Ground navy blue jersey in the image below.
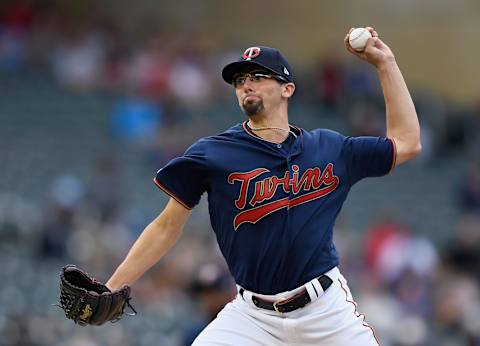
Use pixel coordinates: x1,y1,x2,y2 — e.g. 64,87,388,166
154,122,395,294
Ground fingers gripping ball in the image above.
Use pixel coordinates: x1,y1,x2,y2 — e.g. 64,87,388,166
348,28,372,52
58,265,136,326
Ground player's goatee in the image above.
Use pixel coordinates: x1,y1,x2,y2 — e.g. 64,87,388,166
241,99,264,116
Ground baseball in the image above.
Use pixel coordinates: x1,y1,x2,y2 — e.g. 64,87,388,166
348,27,372,52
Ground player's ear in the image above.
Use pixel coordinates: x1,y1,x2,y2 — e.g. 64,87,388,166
281,83,295,99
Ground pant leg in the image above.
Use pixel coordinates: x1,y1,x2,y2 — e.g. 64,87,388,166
192,296,283,346
295,274,380,346
194,272,380,346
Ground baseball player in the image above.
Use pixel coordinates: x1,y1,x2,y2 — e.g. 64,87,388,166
106,27,421,345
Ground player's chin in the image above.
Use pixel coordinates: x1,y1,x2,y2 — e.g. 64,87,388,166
242,99,264,116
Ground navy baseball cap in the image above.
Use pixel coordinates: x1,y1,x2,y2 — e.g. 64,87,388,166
222,46,294,85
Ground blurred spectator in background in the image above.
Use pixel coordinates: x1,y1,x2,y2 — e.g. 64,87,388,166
365,212,411,282
458,161,480,214
110,91,164,144
364,212,438,285
464,104,480,161
85,156,124,224
167,33,215,110
313,54,345,112
50,26,108,89
168,58,212,109
0,0,34,70
438,214,480,344
445,213,480,281
40,174,84,259
0,193,40,253
360,213,438,346
1,0,35,31
347,100,385,137
434,256,480,344
102,31,130,90
344,59,380,101
2,315,32,346
182,263,235,346
413,91,448,162
125,33,171,101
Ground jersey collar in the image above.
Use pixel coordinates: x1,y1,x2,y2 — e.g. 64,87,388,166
241,121,304,156
242,121,302,143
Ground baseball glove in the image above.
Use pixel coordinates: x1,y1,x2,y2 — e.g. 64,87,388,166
58,265,136,326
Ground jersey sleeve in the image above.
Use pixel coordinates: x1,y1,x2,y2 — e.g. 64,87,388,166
153,140,209,209
343,135,396,185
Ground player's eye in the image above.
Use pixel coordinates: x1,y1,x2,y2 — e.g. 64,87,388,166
232,72,273,87
251,73,271,81
232,75,247,87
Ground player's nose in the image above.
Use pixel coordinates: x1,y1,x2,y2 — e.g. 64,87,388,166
241,78,256,92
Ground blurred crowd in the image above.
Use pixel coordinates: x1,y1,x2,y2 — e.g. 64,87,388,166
3,1,479,156
1,1,480,346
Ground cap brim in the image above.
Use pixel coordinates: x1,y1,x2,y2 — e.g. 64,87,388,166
221,61,280,84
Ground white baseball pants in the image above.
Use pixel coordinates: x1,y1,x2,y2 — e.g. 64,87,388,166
192,267,379,346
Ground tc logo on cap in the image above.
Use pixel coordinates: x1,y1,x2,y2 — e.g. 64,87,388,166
242,47,261,61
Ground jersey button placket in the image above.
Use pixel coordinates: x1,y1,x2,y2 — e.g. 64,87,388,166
285,157,294,262
286,158,294,210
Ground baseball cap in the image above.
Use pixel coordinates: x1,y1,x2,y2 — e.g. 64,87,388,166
222,46,294,85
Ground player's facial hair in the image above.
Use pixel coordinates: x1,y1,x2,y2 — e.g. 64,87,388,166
241,99,264,117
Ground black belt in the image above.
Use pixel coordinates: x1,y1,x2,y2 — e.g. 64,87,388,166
239,275,333,313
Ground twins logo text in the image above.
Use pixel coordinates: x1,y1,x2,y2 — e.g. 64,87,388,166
228,164,339,230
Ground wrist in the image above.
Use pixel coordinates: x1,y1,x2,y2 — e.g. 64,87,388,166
106,277,125,291
375,56,397,70
106,281,116,291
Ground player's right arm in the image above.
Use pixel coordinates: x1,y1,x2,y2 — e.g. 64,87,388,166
106,198,191,291
344,27,422,167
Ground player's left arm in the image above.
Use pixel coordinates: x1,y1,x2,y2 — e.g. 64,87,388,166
344,26,422,167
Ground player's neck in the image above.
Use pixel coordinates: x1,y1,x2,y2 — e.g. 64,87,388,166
246,112,291,144
247,109,289,129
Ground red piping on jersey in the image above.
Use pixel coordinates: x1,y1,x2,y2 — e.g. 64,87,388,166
387,137,397,174
338,279,381,346
242,121,257,138
153,177,193,210
290,124,304,149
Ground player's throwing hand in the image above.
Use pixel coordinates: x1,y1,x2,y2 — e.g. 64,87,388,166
344,26,395,67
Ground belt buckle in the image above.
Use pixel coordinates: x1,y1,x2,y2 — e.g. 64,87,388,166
273,297,287,313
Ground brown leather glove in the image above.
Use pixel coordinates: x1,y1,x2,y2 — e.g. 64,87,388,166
58,265,136,326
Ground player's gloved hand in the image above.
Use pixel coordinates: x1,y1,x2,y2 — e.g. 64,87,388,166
58,265,136,326
344,26,395,67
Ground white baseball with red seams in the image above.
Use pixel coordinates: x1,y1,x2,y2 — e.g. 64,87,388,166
349,27,373,52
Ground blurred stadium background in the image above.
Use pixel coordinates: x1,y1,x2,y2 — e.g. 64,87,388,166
0,0,479,345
